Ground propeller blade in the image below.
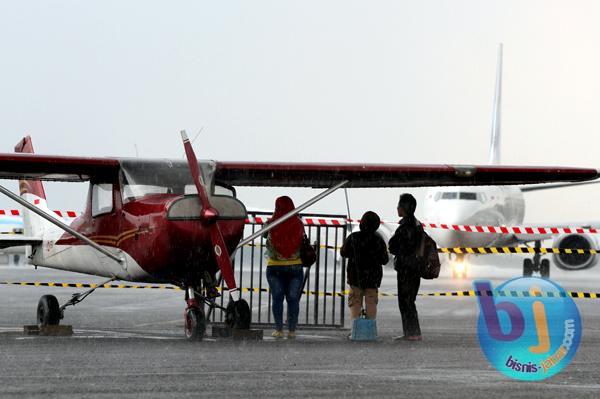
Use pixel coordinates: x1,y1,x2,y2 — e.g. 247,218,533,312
209,224,237,290
180,130,238,291
181,130,211,211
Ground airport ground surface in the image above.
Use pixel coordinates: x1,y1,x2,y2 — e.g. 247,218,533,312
1,260,600,398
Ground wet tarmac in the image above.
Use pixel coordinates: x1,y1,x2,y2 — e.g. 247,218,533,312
1,262,599,398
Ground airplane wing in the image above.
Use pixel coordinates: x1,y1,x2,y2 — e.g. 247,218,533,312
0,153,598,187
214,162,599,188
0,153,120,182
0,235,42,249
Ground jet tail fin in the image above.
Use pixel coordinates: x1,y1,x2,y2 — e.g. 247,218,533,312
488,43,503,165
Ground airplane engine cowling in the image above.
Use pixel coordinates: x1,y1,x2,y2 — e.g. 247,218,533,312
552,233,599,270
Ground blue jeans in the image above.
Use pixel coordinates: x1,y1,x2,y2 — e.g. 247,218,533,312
266,266,304,332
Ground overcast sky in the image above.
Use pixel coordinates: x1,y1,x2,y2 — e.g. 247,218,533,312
1,1,599,223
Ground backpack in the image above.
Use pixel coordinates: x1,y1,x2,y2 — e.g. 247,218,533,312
417,231,441,279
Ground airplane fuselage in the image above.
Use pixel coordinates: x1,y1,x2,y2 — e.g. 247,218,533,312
421,186,525,248
26,159,249,287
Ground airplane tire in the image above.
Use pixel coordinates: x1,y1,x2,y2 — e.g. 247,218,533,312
540,259,550,279
523,259,533,277
225,299,251,330
37,295,61,326
184,308,206,340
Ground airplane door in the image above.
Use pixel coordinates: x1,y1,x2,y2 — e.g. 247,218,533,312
90,182,129,278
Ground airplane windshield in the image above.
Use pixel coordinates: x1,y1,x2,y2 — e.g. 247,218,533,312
119,159,219,203
439,192,479,201
459,192,477,200
440,192,457,200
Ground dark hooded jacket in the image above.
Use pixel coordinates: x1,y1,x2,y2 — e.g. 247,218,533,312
341,212,389,289
388,214,424,274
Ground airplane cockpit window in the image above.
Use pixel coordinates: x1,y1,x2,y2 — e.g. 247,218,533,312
441,192,458,200
92,183,113,217
459,192,477,200
183,183,236,198
213,183,236,197
119,159,216,203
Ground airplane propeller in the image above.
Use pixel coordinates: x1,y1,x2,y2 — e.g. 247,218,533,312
180,130,237,292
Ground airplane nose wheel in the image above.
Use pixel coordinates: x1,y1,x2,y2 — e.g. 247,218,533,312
184,287,206,340
37,295,61,326
522,241,550,279
184,307,206,340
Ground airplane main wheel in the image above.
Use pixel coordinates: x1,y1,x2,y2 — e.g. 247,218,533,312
184,308,206,341
225,299,251,330
523,259,533,277
540,259,550,279
37,295,60,326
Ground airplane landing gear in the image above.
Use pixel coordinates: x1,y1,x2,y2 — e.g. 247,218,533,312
36,277,117,327
183,285,251,340
184,287,206,340
522,241,550,279
37,295,61,326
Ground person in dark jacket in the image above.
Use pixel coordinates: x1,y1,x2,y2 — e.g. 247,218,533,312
341,211,389,320
388,193,424,341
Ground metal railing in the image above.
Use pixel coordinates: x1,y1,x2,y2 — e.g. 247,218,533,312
210,211,348,328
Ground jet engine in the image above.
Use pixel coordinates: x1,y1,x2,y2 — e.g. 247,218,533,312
552,233,599,270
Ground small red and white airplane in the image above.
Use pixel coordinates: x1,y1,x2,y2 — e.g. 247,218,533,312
0,134,597,339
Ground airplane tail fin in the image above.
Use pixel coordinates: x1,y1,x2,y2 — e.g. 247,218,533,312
14,136,61,238
488,43,503,165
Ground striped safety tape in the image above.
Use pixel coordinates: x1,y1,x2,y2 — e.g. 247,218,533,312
2,209,596,236
417,290,600,299
2,281,599,299
245,215,345,227
418,222,599,236
0,209,78,218
245,243,600,255
439,247,600,255
249,216,599,236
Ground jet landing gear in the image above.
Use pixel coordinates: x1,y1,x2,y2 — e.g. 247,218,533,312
523,241,550,279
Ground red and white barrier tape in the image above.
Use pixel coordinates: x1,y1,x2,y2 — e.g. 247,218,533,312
418,222,598,235
0,209,78,218
347,219,599,236
2,210,596,236
245,215,345,226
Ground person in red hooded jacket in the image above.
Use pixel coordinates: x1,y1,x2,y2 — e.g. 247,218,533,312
265,196,306,339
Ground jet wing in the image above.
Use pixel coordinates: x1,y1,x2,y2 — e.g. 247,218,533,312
214,162,599,188
0,235,42,249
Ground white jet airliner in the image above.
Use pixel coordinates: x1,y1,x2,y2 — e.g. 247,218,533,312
380,44,600,278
